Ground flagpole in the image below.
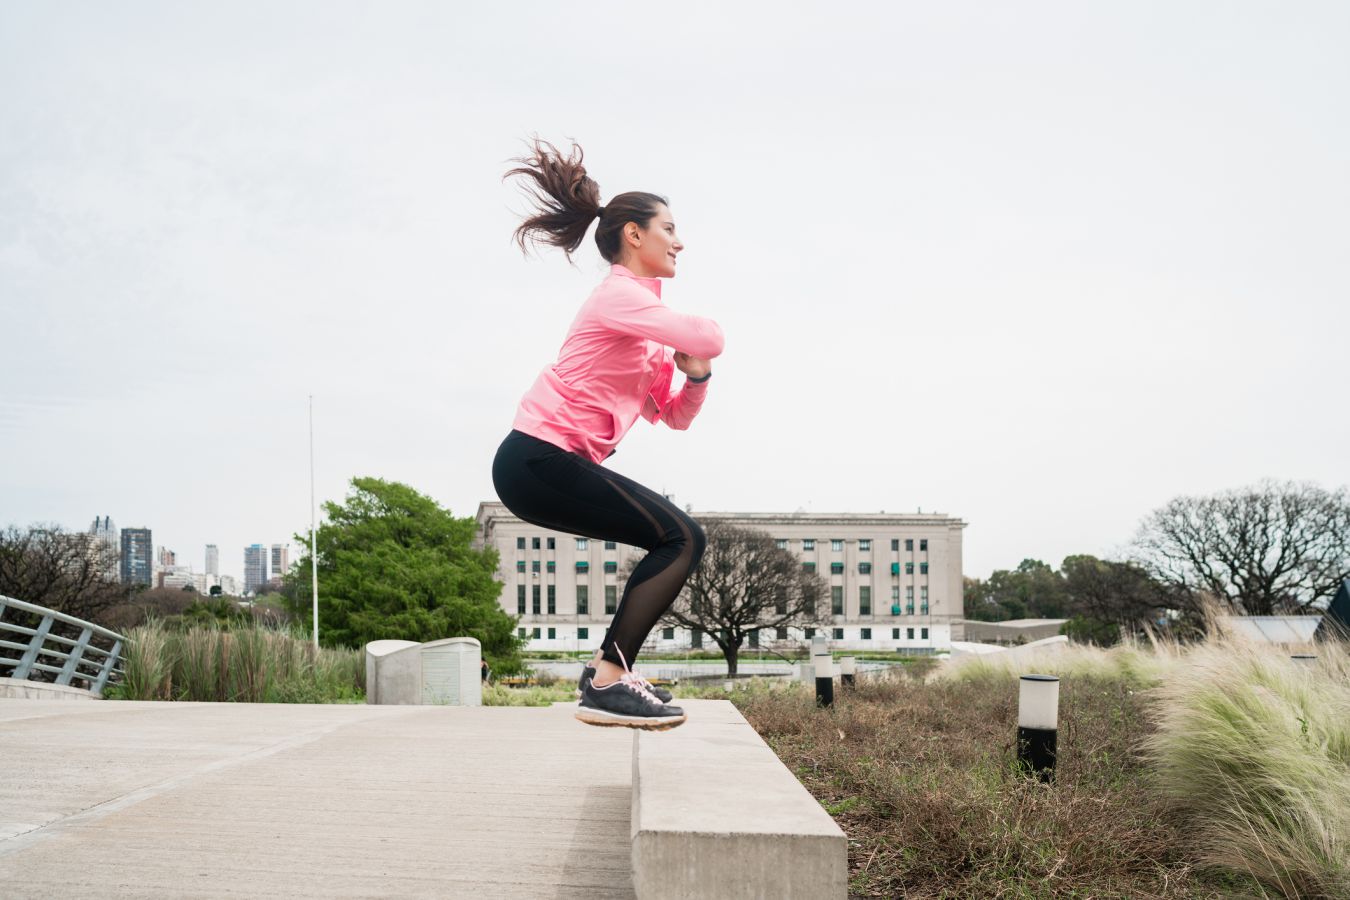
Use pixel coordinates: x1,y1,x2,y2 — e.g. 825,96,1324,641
309,394,320,651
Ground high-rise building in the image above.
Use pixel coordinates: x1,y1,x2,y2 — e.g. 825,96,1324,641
243,544,268,595
89,516,119,579
157,546,176,568
120,528,153,587
270,544,289,578
205,544,219,577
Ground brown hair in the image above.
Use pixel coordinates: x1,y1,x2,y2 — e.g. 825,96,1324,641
504,137,667,264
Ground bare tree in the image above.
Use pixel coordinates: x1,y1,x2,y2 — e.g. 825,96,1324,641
0,524,128,623
626,521,829,675
1132,480,1350,616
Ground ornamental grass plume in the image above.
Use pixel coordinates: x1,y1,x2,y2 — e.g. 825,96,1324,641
1144,638,1350,898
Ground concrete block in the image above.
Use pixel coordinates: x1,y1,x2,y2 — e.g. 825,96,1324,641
0,678,97,700
364,637,482,705
630,699,846,899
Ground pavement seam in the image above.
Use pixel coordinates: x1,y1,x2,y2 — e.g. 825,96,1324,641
0,705,425,858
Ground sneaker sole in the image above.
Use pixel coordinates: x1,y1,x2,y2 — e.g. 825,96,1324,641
574,706,687,731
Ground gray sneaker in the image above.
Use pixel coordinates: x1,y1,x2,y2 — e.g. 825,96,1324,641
578,664,673,703
576,673,686,730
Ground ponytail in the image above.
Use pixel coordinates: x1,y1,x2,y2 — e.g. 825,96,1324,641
505,137,668,264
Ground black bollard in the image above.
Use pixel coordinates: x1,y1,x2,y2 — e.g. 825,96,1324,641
814,652,834,708
1017,674,1059,783
841,656,856,688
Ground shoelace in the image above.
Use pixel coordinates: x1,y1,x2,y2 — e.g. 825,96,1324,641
613,647,663,706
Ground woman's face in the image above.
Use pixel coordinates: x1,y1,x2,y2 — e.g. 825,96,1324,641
623,204,683,278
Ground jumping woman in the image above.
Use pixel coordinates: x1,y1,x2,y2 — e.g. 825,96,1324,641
491,139,724,731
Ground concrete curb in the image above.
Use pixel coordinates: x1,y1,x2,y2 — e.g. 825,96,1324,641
630,699,847,899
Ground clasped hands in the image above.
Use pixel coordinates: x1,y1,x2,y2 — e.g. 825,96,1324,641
673,351,711,380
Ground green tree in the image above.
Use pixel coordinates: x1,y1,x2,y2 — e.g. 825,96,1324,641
285,477,523,674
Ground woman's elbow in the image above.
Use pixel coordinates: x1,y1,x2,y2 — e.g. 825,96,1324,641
699,324,726,359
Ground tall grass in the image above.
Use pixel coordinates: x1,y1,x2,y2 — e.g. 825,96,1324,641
111,619,364,703
1145,640,1350,897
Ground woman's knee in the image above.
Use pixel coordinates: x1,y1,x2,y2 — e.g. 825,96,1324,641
684,517,707,566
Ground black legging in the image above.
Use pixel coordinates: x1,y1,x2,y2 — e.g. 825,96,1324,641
491,429,706,669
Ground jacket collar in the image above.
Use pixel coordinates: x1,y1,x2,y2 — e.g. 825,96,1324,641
609,263,662,299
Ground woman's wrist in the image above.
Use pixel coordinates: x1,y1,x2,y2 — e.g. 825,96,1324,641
687,371,712,383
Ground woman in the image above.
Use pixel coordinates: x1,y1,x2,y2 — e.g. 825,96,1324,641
492,139,725,731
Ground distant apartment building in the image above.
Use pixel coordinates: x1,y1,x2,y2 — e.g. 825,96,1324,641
205,544,219,577
218,575,241,596
157,546,176,568
158,567,195,590
119,528,153,587
243,544,268,595
475,502,966,654
270,544,290,583
89,515,119,579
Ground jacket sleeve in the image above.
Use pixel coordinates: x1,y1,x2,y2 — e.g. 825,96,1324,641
595,283,725,358
641,354,712,431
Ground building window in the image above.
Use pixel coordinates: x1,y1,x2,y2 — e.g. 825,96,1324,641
517,585,526,615
532,585,541,615
547,585,556,615
691,628,703,648
546,561,556,573
749,629,760,648
775,593,788,615
906,586,915,601
921,627,929,639
830,562,844,575
576,585,589,615
861,627,872,640
605,585,617,614
518,627,527,638
802,561,816,573
858,562,872,575
905,562,914,575
776,626,788,640
859,586,871,615
775,538,787,550
578,627,589,639
576,538,588,550
921,586,929,601
532,627,541,639
547,537,556,550
804,627,815,639
604,561,617,574
831,539,843,552
891,586,900,600
906,603,915,615
832,627,844,640
516,560,526,572
831,586,844,615
920,604,930,615
547,627,556,639
576,561,589,571
920,539,928,551
920,562,929,575
516,537,526,550
859,539,871,552
891,538,899,551
892,628,900,639
532,537,541,550
802,539,815,551
662,627,675,640
531,560,541,573
907,627,915,640
604,541,616,550
905,539,914,551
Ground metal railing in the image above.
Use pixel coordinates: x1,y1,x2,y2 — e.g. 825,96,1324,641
0,595,125,696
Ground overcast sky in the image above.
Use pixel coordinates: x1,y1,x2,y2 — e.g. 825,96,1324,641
2,1,1347,582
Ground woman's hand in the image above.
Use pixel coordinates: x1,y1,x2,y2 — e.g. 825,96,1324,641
674,351,711,380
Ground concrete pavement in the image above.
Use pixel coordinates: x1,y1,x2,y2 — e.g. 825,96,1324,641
1,699,635,898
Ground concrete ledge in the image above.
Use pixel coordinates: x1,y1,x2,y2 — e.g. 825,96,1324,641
0,678,98,700
630,699,847,899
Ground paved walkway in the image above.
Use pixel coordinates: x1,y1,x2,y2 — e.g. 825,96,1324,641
0,699,635,898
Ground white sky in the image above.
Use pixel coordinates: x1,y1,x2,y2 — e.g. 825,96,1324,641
1,1,1347,582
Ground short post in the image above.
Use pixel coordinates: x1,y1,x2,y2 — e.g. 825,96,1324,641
723,679,734,692
814,652,834,708
1290,654,1317,667
1017,674,1059,783
840,656,856,687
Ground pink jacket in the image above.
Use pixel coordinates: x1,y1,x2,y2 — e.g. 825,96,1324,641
512,264,726,463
